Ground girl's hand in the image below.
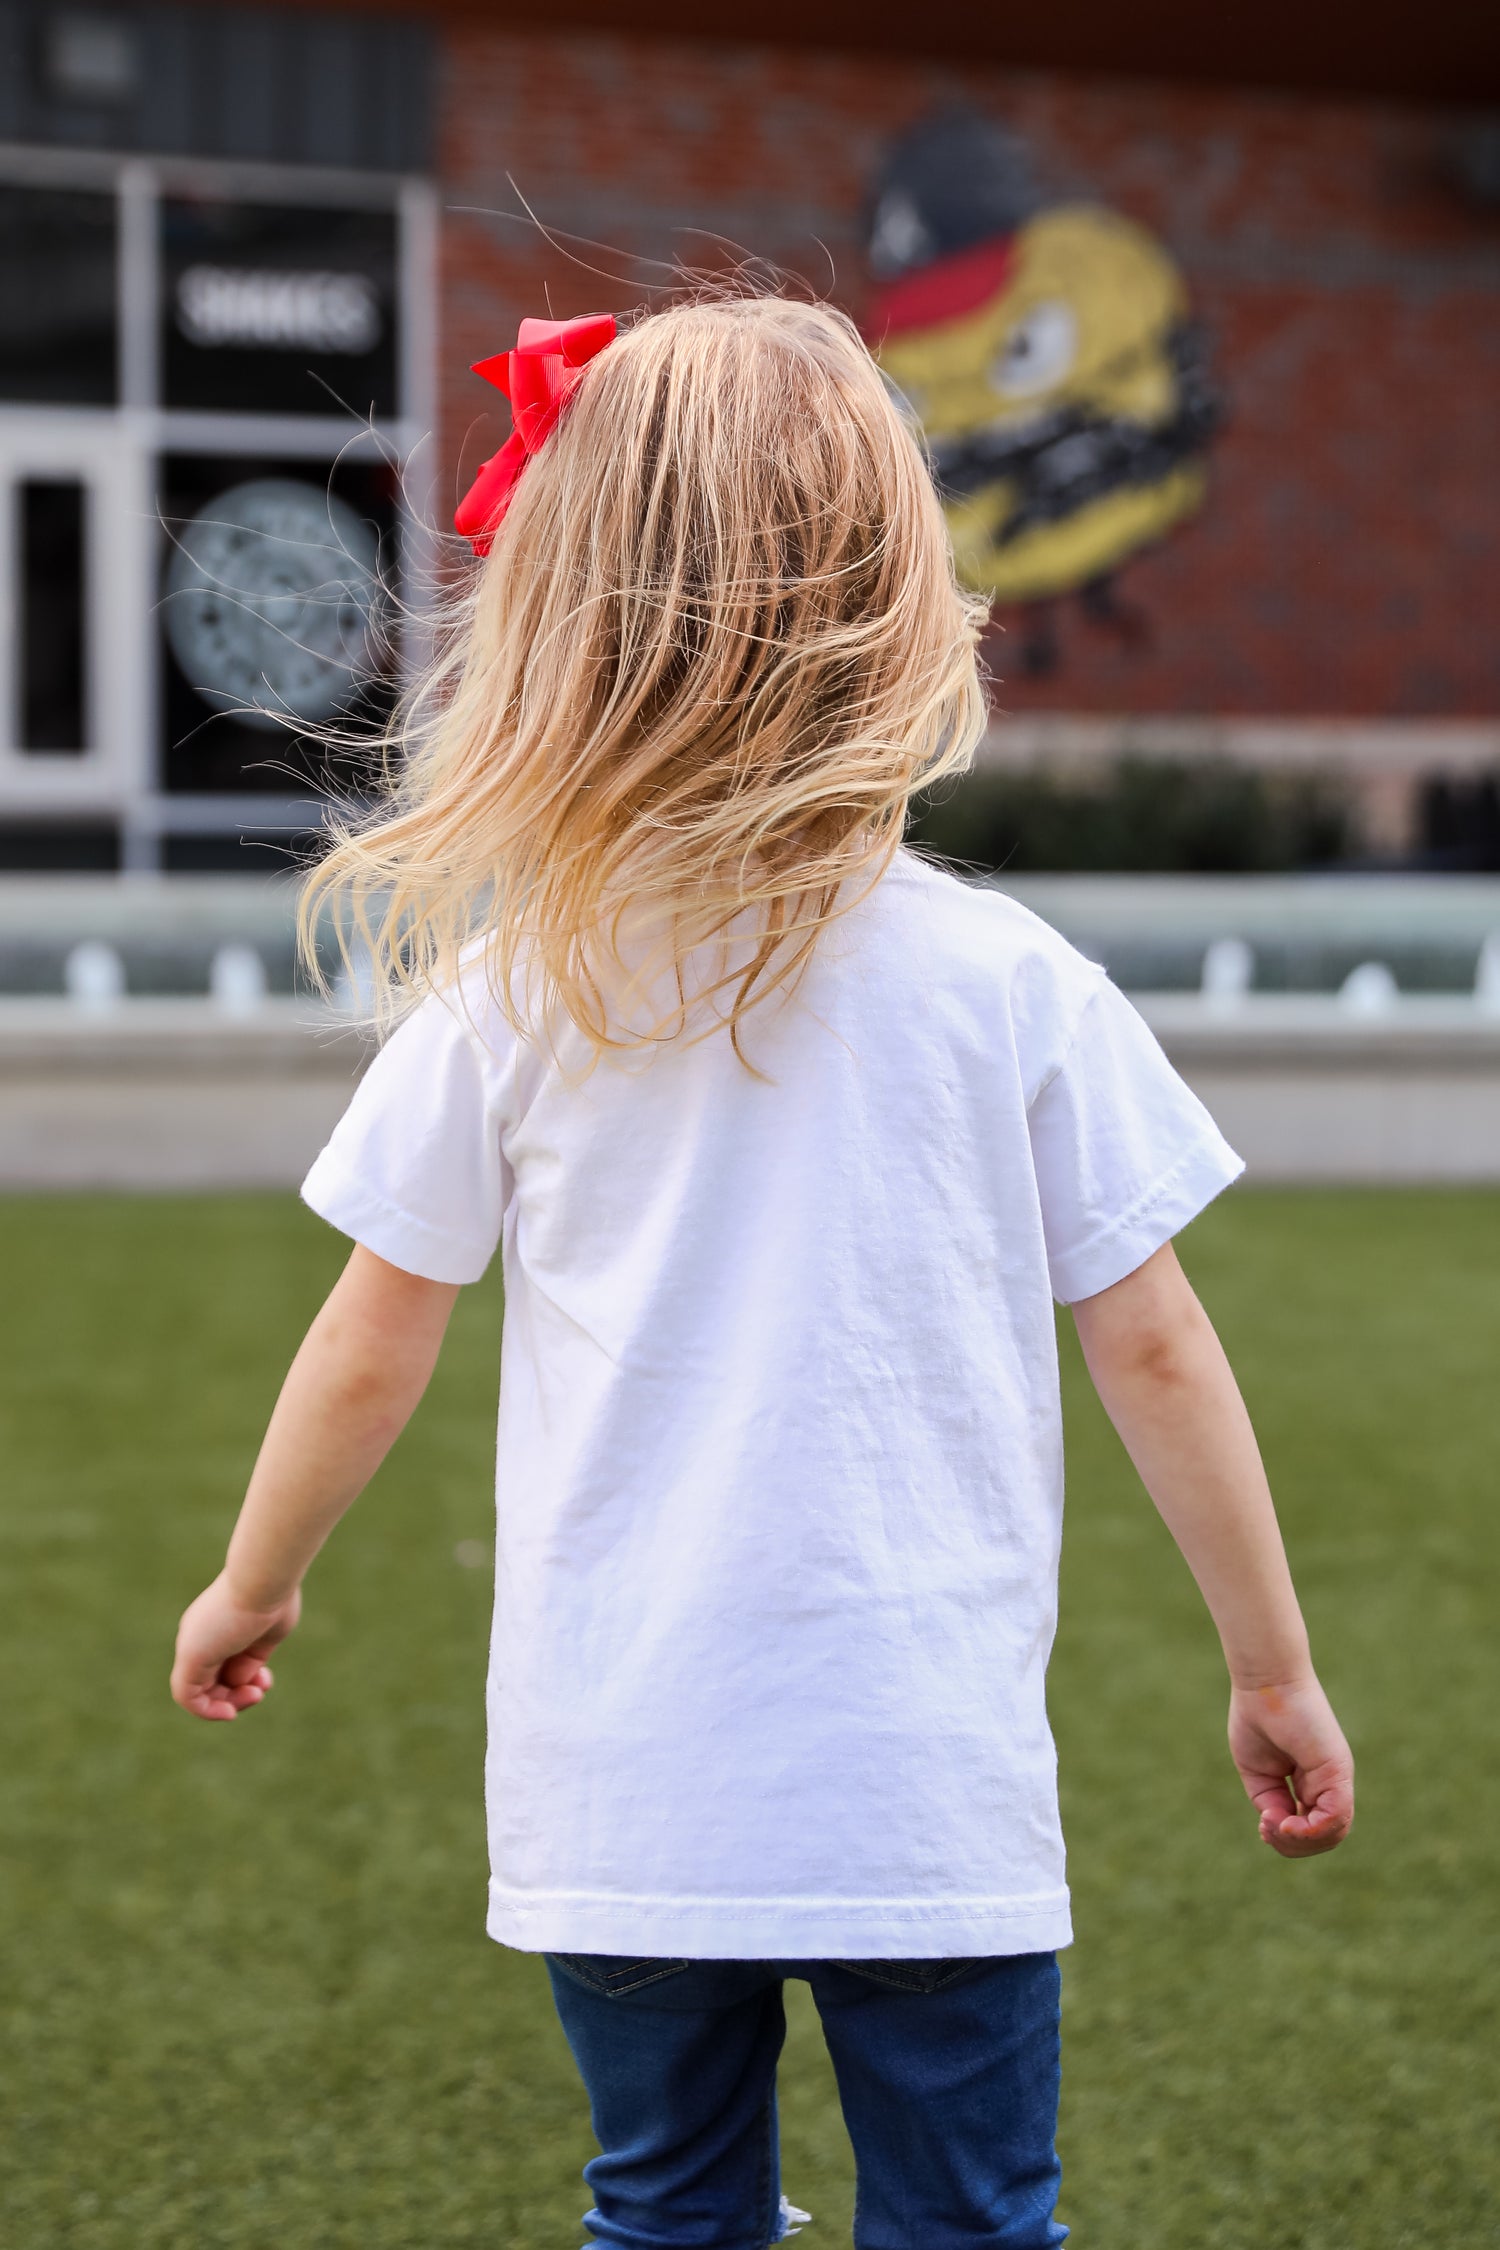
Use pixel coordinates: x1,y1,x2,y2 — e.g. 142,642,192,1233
170,1573,302,1722
1228,1676,1354,1858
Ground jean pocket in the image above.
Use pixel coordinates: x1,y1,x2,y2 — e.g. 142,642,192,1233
548,1953,696,1997
832,1956,987,1994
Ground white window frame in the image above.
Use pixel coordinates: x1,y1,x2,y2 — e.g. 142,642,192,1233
0,140,438,871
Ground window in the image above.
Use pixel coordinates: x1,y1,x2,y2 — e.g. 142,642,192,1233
0,185,117,404
0,140,428,872
18,479,89,752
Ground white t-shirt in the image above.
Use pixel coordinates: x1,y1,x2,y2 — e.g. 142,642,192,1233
302,852,1243,1959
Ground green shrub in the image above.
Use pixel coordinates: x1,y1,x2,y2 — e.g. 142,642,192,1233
909,756,1354,874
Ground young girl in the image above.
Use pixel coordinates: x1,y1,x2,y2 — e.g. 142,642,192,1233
172,295,1353,2250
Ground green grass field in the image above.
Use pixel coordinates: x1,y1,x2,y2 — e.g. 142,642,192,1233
2,1190,1497,2250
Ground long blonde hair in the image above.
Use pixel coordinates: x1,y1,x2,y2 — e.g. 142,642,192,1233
303,293,988,1057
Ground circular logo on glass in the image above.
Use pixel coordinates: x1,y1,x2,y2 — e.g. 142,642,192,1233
164,478,381,731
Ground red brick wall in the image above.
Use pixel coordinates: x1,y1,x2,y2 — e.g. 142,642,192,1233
437,32,1500,718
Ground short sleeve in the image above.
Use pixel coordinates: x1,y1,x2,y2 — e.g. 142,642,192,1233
1028,978,1244,1304
301,992,510,1285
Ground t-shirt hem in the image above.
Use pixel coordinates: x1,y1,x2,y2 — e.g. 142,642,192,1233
300,1151,493,1286
1048,1138,1246,1305
486,1882,1073,1960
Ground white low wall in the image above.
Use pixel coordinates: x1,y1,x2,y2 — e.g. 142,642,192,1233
0,1003,370,1191
1137,997,1500,1182
1,995,1497,1190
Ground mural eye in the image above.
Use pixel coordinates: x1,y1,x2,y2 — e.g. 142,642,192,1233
990,301,1078,400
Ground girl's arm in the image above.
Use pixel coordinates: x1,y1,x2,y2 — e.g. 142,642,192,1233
1071,1241,1354,1859
170,1244,461,1722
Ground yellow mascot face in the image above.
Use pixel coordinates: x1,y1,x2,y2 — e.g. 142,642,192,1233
869,115,1219,608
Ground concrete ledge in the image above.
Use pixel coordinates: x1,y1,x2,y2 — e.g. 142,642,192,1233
1139,993,1500,1069
2,996,1499,1190
0,1002,370,1190
1164,1067,1500,1182
1138,997,1500,1182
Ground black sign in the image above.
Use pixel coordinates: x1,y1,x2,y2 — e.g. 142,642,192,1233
158,452,398,796
160,198,400,419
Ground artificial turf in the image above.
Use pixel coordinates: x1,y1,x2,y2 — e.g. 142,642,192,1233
1,1189,1496,2250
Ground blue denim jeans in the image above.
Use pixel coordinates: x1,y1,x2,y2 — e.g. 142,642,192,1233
545,1951,1066,2250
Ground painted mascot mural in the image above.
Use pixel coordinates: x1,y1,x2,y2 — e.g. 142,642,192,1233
866,108,1221,668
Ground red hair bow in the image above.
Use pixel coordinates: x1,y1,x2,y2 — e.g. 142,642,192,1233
454,313,617,557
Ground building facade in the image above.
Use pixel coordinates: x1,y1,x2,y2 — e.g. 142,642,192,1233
1,2,1497,870
0,3,434,870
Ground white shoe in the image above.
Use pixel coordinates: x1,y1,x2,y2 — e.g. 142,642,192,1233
777,2195,813,2237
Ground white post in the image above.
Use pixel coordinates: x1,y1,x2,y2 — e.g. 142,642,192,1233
64,940,126,1009
1474,933,1500,1016
1338,961,1399,1015
1200,936,1253,1009
209,943,268,1014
